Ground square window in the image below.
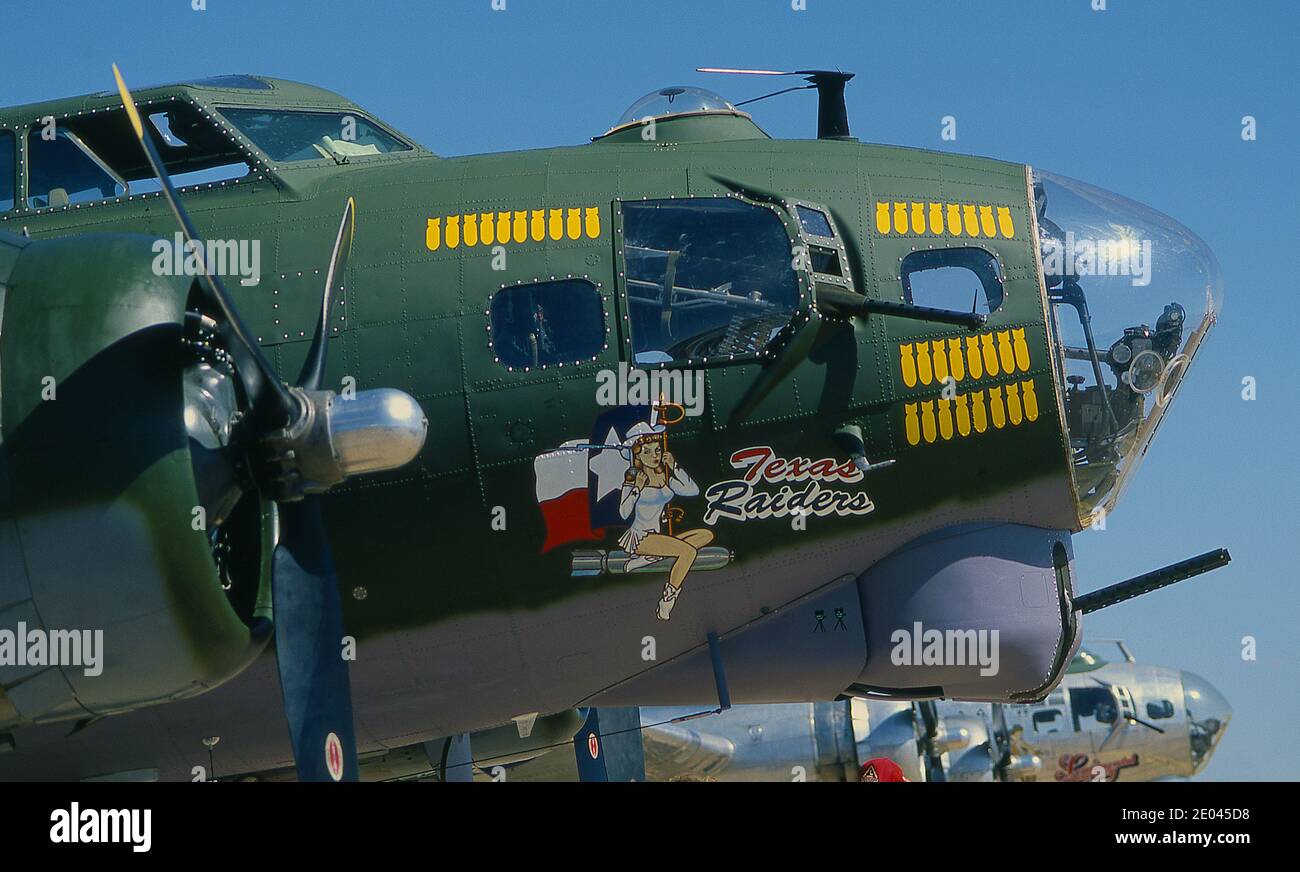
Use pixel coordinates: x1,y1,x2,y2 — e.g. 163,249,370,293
901,247,1004,314
490,279,605,369
621,198,800,363
796,204,834,239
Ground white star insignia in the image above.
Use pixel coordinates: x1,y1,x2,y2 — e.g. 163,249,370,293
591,426,628,503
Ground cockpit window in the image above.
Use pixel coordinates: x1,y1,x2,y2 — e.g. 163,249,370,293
1035,170,1222,526
902,247,1004,314
218,108,411,162
621,197,801,364
25,103,253,208
28,127,123,207
0,132,14,211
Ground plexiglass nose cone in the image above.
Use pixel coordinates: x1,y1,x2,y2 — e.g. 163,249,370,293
1034,170,1222,526
1181,670,1231,773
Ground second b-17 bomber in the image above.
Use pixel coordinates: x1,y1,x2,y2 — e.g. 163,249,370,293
0,67,1226,780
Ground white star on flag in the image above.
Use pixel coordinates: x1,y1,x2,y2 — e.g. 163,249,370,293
590,427,628,503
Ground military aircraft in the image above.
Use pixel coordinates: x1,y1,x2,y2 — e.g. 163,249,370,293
274,638,1231,782
0,67,1229,781
327,639,1228,782
631,640,1232,783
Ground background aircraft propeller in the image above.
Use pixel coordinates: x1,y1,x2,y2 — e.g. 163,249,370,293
114,66,426,781
572,708,647,781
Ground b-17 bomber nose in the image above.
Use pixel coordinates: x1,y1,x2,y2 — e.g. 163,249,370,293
1180,670,1231,773
1033,170,1222,527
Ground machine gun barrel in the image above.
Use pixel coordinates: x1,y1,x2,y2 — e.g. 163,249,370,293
816,286,987,330
1073,548,1231,615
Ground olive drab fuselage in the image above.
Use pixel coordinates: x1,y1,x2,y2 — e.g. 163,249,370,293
0,78,1113,775
0,78,1077,632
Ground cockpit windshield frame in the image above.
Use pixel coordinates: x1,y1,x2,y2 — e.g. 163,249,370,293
16,96,265,216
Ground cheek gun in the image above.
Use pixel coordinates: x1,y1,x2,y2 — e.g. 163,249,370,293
816,284,988,331
1072,548,1231,615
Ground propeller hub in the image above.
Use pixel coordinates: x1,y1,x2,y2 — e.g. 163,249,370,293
183,358,244,528
264,387,428,500
929,722,973,756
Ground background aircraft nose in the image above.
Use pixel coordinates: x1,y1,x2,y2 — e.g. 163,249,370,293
1181,670,1231,774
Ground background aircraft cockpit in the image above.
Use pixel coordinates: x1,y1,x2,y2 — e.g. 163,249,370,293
1034,170,1222,526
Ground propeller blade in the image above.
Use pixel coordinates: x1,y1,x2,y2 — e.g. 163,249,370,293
729,316,823,424
272,496,359,782
437,734,475,782
573,707,646,782
112,64,295,428
297,198,356,391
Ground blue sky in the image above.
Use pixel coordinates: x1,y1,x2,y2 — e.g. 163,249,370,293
5,0,1297,780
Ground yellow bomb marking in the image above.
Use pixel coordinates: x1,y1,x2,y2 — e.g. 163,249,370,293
875,200,1017,238
903,379,1041,446
898,328,1032,389
425,206,603,251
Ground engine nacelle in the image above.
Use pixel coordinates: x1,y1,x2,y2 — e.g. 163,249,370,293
0,233,269,731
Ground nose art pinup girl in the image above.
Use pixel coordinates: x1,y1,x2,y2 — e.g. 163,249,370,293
618,422,714,620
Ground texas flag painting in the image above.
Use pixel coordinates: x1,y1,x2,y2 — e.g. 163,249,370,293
533,404,658,552
534,439,600,552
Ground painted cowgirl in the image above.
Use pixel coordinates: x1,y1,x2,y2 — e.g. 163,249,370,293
619,423,714,621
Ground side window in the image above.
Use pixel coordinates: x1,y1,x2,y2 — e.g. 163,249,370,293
0,132,13,211
621,197,800,364
796,204,834,237
126,110,250,192
28,128,124,208
1031,709,1062,733
1068,687,1118,730
794,202,851,285
901,247,1004,314
489,279,606,371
